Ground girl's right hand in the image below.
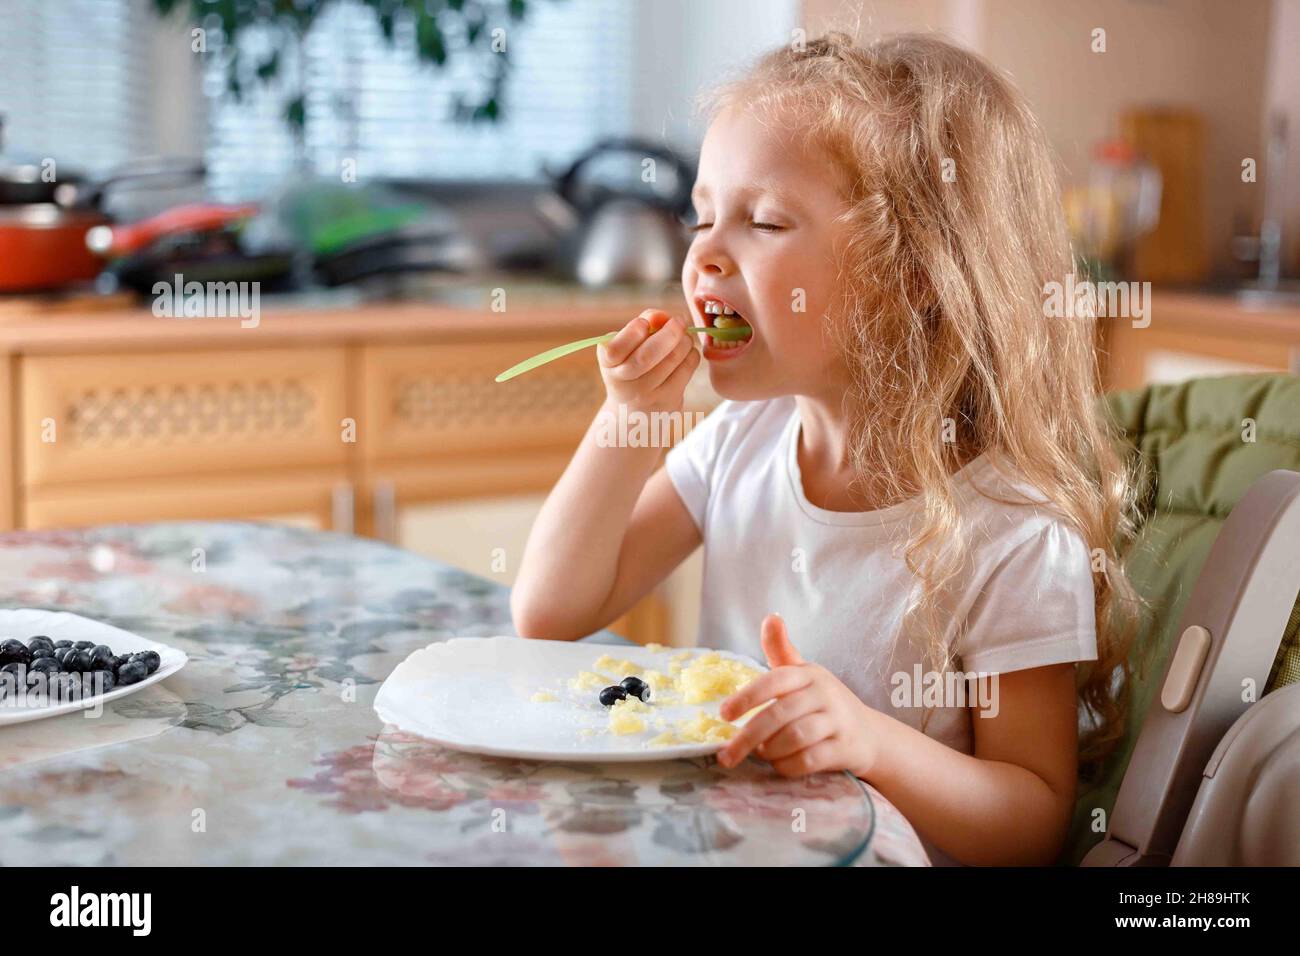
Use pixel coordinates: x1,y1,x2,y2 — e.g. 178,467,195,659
596,309,701,414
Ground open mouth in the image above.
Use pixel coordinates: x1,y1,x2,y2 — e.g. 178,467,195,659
698,297,752,351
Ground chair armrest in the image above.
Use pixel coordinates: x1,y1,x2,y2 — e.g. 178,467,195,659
1084,469,1300,865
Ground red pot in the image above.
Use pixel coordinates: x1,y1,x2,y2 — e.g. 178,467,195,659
0,205,108,292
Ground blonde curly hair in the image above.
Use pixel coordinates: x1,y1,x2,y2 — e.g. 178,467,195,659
706,31,1143,772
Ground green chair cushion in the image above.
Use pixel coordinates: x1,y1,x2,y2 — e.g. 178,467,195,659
1062,373,1300,865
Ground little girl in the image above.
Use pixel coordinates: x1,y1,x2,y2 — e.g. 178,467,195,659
511,32,1138,866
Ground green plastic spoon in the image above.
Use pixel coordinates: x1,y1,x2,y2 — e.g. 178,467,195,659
494,325,752,383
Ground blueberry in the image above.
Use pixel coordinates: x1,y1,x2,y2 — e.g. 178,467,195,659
116,660,148,686
23,670,52,698
89,644,116,671
30,647,56,661
53,640,72,650
30,656,62,675
73,641,95,651
620,676,651,702
131,650,161,675
111,654,130,674
27,635,55,656
0,639,32,667
67,649,94,673
54,672,83,700
87,671,116,695
1,662,28,699
55,647,77,667
598,684,628,707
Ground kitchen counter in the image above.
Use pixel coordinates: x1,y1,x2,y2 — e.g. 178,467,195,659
0,281,687,356
1137,288,1300,336
1100,288,1300,389
0,284,700,574
5,282,1296,362
0,521,929,866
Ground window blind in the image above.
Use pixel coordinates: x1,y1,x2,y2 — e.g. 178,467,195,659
202,0,635,201
0,0,152,174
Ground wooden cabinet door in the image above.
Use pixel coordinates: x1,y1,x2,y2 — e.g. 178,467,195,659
359,340,603,463
1104,322,1290,390
388,491,548,585
23,471,351,531
366,471,671,646
357,339,678,645
21,347,351,488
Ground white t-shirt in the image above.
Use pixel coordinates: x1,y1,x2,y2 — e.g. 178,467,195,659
664,395,1097,758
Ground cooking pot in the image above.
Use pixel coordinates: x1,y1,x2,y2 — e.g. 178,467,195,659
0,115,204,292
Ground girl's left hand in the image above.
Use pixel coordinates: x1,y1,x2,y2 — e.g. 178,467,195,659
716,613,883,779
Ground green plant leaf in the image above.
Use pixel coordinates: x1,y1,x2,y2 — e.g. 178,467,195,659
284,96,306,131
147,0,563,130
255,50,281,80
416,13,448,65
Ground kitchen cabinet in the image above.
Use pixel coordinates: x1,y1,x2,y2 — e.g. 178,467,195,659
358,340,605,462
1104,320,1294,389
366,488,672,642
0,288,683,645
20,347,351,487
1101,290,1300,390
356,337,678,643
23,470,348,531
5,287,1290,647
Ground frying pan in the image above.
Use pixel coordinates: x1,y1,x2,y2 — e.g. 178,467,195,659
313,226,483,286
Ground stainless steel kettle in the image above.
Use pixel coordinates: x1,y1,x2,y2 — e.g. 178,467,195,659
536,138,694,287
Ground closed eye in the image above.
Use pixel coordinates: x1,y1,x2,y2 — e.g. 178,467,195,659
686,220,784,233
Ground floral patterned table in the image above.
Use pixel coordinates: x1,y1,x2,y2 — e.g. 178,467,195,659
0,522,929,866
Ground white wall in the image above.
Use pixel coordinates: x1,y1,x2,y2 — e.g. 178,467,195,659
145,14,207,161
803,0,1287,277
627,0,801,152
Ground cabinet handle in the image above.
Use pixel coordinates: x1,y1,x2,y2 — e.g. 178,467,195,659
331,482,355,535
373,479,397,543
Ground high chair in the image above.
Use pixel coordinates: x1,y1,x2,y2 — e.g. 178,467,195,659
1067,372,1300,866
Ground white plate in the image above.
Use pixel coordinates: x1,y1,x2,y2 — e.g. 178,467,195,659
373,636,768,762
0,609,188,726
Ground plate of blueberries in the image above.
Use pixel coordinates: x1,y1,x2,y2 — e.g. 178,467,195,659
0,608,187,725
